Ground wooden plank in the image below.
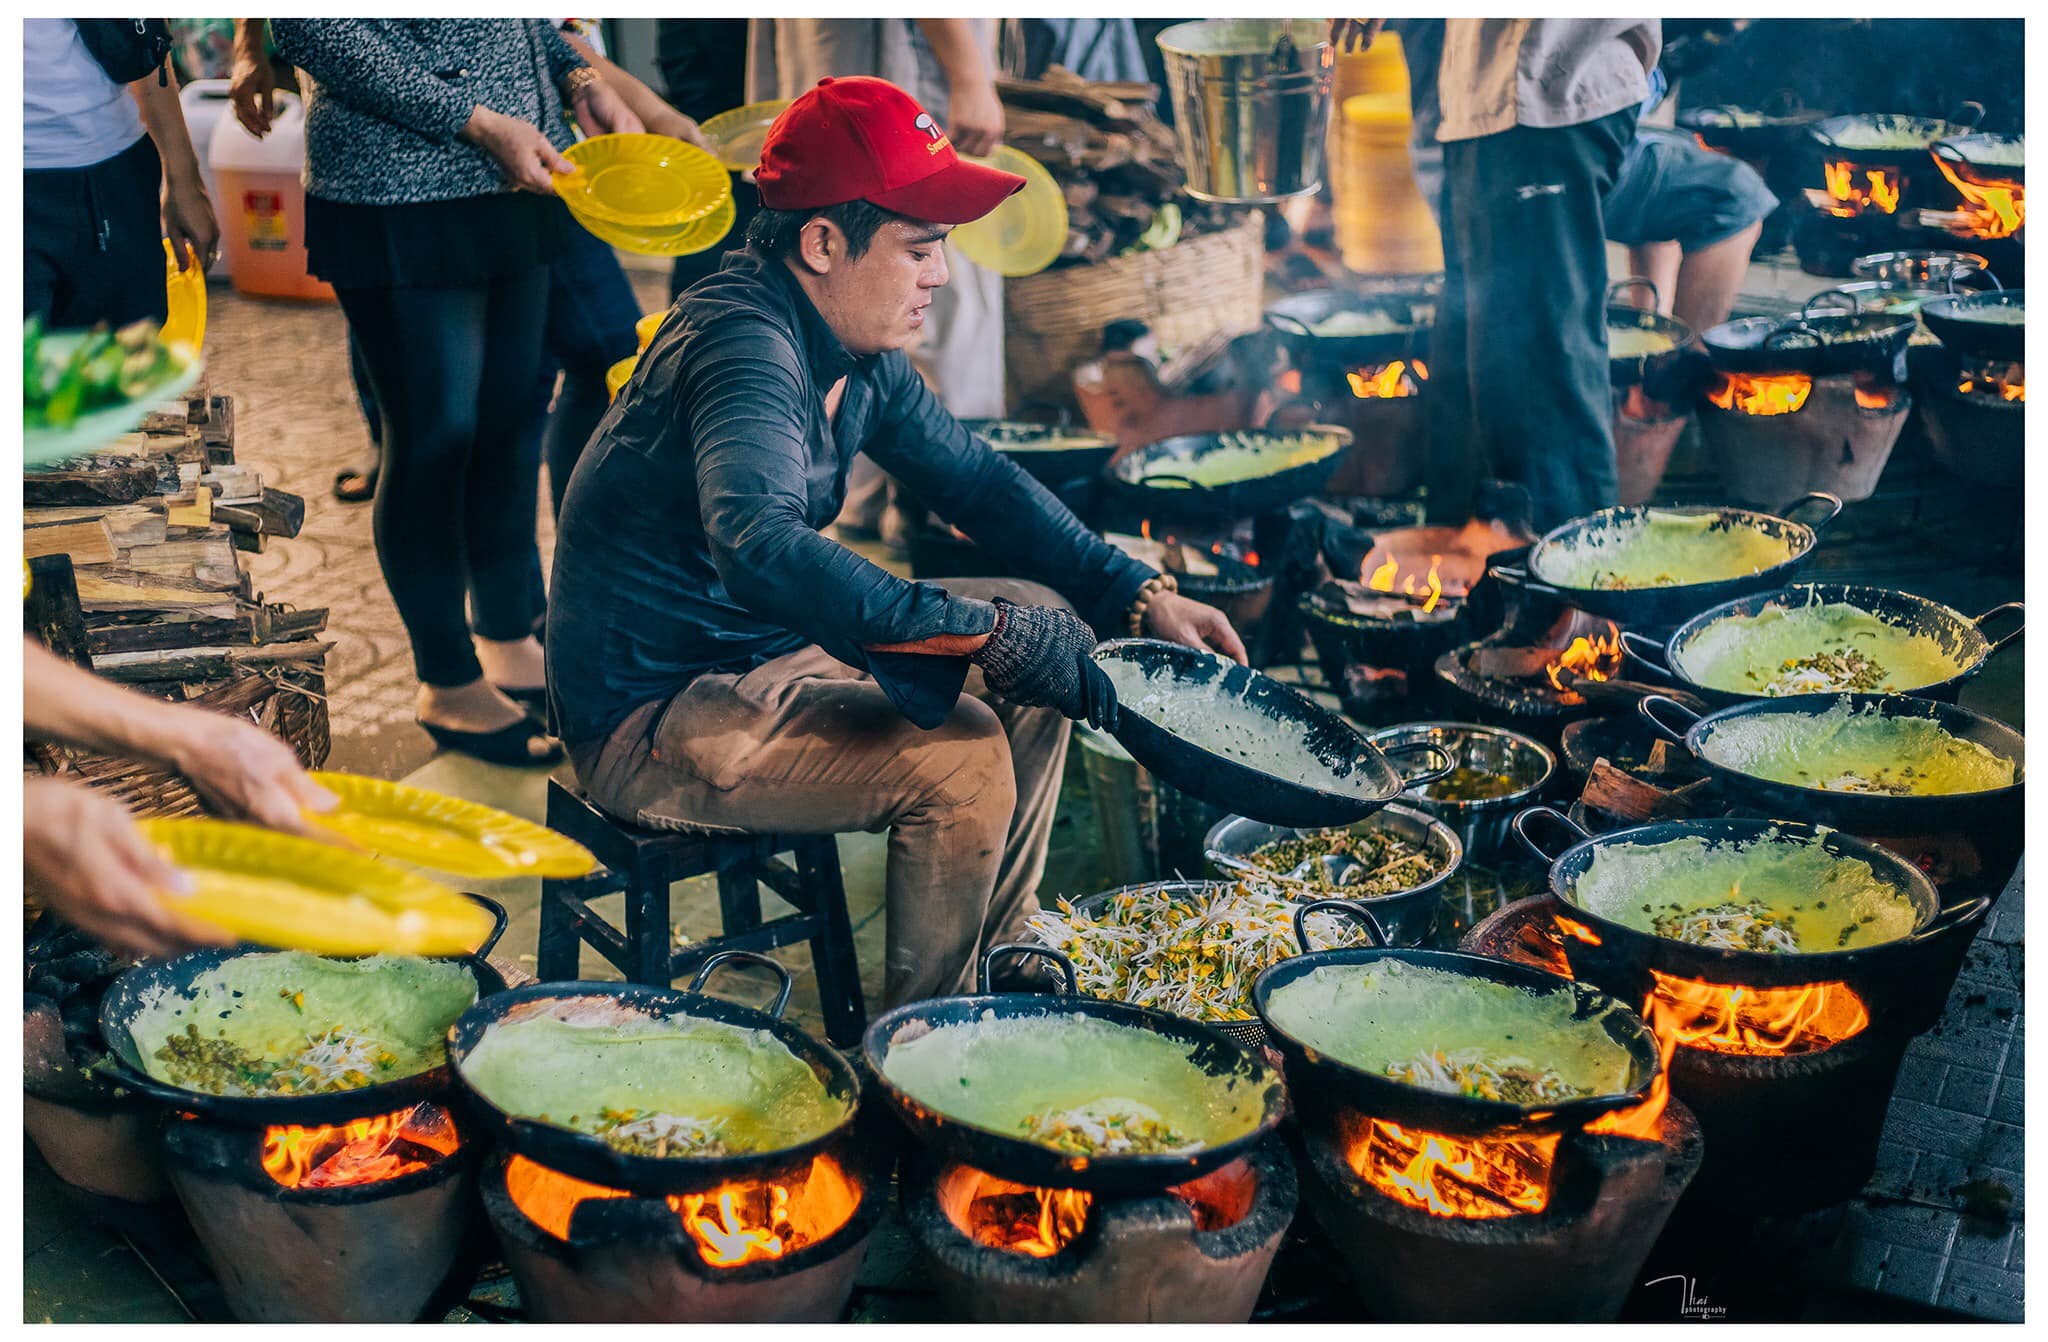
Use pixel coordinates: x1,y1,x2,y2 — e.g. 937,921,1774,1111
212,488,306,541
23,555,94,667
90,639,334,684
21,460,162,507
85,606,329,656
24,504,168,548
21,519,116,566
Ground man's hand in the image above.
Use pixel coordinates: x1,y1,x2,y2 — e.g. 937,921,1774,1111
229,46,278,136
1145,590,1248,666
166,713,337,835
24,779,228,960
464,106,576,192
946,78,1005,157
1330,19,1385,53
970,601,1119,729
161,172,219,273
572,79,644,137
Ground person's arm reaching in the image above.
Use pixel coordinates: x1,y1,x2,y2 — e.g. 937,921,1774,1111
558,30,705,150
24,777,226,959
24,639,335,834
914,19,1004,156
131,57,218,271
229,19,276,137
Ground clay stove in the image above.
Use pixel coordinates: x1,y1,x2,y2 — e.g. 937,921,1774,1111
1434,607,1628,743
1294,1077,1701,1321
898,1138,1296,1323
160,1101,474,1323
480,1145,882,1323
1699,369,1911,507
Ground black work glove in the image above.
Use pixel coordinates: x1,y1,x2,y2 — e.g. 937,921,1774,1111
970,599,1120,731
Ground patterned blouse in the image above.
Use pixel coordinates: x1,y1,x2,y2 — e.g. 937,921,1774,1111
271,18,586,206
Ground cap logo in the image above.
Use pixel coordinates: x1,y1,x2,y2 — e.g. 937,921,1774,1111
913,111,951,154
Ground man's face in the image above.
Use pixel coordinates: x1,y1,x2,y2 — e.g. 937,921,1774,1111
807,218,952,356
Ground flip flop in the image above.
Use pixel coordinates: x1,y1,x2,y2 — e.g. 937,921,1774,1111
419,716,563,768
333,462,379,503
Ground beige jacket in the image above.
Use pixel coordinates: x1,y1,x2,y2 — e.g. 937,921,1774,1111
1437,19,1660,143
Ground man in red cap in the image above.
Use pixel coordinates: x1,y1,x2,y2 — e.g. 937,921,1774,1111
547,77,1243,1007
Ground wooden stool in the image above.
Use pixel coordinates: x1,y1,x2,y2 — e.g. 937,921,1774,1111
536,779,867,1046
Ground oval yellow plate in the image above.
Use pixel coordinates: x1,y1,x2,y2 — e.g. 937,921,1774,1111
635,310,665,351
700,98,792,172
606,353,638,402
305,772,598,880
556,133,729,229
950,145,1069,279
573,189,736,258
140,817,494,957
162,239,207,351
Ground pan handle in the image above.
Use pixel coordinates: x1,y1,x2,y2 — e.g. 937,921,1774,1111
1907,893,1993,946
1949,100,1986,130
1762,319,1823,350
1137,473,1211,493
1636,694,1703,747
462,893,509,960
1779,491,1844,536
1971,601,2025,657
688,950,794,1020
1619,629,1674,679
1947,264,2004,295
1291,898,1387,955
1512,805,1591,866
1801,288,1863,321
1606,277,1661,312
1266,310,1315,337
1486,563,1563,600
979,943,1077,996
1383,741,1455,792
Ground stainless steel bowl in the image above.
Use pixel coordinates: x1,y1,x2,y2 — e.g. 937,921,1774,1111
1201,802,1463,946
1367,722,1556,865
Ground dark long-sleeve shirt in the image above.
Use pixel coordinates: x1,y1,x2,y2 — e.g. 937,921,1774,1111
546,247,1156,748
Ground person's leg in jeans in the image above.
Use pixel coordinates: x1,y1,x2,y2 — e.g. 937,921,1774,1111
464,268,553,698
1444,109,1634,530
333,328,383,503
575,576,1072,1008
331,276,557,761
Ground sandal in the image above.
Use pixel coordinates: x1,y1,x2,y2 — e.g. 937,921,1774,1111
332,462,379,504
495,684,548,714
419,716,563,768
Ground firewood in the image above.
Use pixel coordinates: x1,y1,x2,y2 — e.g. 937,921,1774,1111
1580,759,1716,824
85,606,329,655
21,460,162,507
22,519,116,566
213,487,306,541
1560,675,1707,713
1467,647,1561,679
89,639,336,684
24,504,168,548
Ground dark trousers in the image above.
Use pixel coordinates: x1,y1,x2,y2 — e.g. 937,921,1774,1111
334,270,551,687
1428,109,1635,530
23,135,168,328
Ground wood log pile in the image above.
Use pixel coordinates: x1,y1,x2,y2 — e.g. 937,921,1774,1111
998,66,1246,268
24,389,333,819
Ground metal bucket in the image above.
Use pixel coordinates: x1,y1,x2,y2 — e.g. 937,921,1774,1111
1158,20,1335,204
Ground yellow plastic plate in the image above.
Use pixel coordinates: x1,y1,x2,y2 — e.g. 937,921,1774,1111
606,353,638,402
573,190,736,258
556,133,729,229
635,311,665,351
700,98,792,172
162,239,207,351
949,145,1069,279
139,817,495,957
305,772,598,880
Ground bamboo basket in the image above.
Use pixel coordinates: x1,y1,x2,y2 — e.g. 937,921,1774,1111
1003,212,1265,413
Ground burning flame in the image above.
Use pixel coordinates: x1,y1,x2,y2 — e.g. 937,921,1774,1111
1959,369,2026,402
1585,991,1679,1143
261,1102,459,1190
1545,622,1623,693
502,1153,860,1266
946,1171,1094,1257
1854,383,1902,411
1646,969,1869,1056
1933,156,2025,238
1365,552,1445,613
1708,370,1814,417
1822,160,1902,216
1351,1120,1559,1219
1346,358,1428,399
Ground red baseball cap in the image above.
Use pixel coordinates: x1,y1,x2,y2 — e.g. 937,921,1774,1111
755,76,1025,225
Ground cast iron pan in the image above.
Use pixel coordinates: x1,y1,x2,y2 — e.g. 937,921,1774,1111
1102,428,1352,526
1093,638,1453,828
1808,107,1984,172
1919,290,2026,363
1637,691,2025,833
1931,132,2026,186
1264,284,1435,367
1622,583,2024,708
97,893,509,1127
1606,278,1696,390
1496,493,1842,626
447,951,862,1194
1251,900,1662,1138
1675,98,1825,159
964,418,1119,491
1511,807,1982,990
862,944,1289,1195
1701,309,1916,377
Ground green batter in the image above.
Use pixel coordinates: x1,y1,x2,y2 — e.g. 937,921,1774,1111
1572,831,1918,953
1533,510,1799,590
1132,432,1342,489
133,952,477,1096
1702,700,2018,796
1608,326,1678,358
459,1010,848,1157
1264,961,1637,1102
880,1011,1270,1155
1678,600,1966,695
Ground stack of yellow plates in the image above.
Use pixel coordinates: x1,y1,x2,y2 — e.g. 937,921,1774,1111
949,145,1068,278
556,134,736,257
700,98,792,173
140,818,498,957
305,773,598,880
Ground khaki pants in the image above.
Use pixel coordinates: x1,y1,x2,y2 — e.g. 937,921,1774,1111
570,579,1071,1009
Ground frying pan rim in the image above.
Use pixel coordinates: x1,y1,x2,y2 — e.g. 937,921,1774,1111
1662,582,1996,696
1198,803,1466,902
1105,427,1349,487
1525,501,1819,595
